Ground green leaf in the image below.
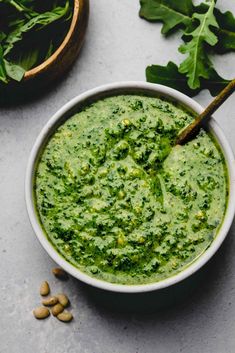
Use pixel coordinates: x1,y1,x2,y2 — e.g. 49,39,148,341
186,4,235,54
202,67,231,96
179,0,219,89
4,1,70,56
146,62,199,96
139,0,193,34
146,61,230,97
4,59,25,81
0,0,38,16
44,40,54,61
140,0,235,96
0,32,7,42
214,9,235,53
12,47,39,71
139,0,235,53
0,46,8,83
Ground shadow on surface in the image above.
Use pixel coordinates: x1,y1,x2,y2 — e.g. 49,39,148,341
76,227,233,319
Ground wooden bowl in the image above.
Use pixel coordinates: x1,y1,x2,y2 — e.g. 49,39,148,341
23,0,89,86
0,0,89,104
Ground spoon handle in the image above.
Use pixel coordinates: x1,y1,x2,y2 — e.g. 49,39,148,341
176,79,235,145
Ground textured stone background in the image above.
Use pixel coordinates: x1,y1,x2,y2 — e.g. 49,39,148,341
1,1,235,352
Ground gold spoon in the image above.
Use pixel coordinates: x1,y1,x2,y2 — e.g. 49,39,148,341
176,79,235,145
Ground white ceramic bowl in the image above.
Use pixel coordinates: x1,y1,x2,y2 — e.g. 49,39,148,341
25,82,235,293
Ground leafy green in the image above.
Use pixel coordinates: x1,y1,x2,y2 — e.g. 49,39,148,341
203,67,231,96
0,0,72,84
1,0,37,16
146,61,230,97
11,47,39,70
183,4,235,54
139,0,193,34
146,62,199,96
0,46,7,83
4,59,25,81
178,0,218,89
140,0,235,96
140,0,235,54
214,9,235,53
4,2,70,56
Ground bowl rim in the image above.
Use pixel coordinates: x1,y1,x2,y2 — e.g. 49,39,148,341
24,0,81,80
25,81,235,293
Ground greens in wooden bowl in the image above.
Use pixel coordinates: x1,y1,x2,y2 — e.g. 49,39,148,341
0,0,73,84
0,0,88,98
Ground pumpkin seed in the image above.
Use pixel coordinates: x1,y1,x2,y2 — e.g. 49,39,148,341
51,303,64,317
40,281,50,296
42,296,58,306
57,311,73,322
33,307,50,319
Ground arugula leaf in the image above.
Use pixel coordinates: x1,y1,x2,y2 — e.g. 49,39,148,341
146,62,198,96
178,0,218,89
0,46,8,83
4,1,70,56
140,0,235,96
44,41,54,61
0,32,7,42
202,67,231,96
0,0,72,84
140,0,235,53
146,61,230,97
4,59,25,81
11,48,39,71
185,4,235,54
1,0,37,16
214,9,235,53
139,0,193,34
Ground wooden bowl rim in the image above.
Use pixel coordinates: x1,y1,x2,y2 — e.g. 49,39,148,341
24,0,80,79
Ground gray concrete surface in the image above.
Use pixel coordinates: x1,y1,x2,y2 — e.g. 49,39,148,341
1,1,235,352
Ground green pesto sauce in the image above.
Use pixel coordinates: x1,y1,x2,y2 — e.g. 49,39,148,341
35,95,228,285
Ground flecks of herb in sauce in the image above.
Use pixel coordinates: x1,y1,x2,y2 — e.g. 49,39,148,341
35,95,227,285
